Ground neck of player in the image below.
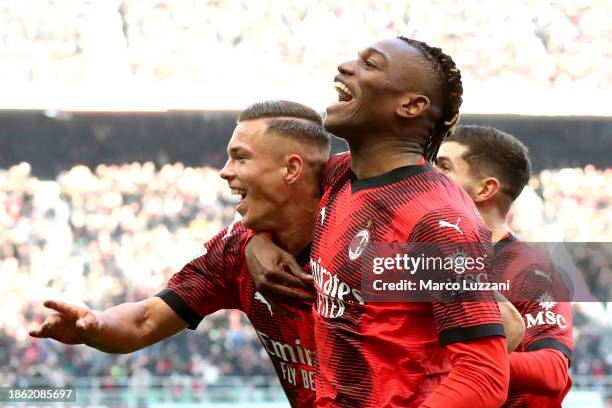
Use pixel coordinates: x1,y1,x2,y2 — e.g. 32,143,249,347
347,138,425,179
271,191,320,256
477,201,510,244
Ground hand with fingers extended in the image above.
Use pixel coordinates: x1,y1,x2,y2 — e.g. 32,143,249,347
245,234,316,316
29,300,101,345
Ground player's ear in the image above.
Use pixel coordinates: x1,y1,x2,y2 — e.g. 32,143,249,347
473,177,500,203
285,154,304,184
396,94,430,118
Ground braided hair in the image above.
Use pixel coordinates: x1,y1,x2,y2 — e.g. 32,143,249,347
397,37,463,162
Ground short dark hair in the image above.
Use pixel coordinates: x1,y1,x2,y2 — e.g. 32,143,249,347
397,37,463,162
238,100,330,150
447,125,531,204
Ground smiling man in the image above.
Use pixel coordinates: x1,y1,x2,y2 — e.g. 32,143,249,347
437,125,573,408
247,37,510,408
30,100,329,408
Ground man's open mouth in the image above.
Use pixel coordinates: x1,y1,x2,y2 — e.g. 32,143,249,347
231,188,247,202
334,81,355,103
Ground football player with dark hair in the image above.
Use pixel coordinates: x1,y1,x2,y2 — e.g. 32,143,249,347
247,37,510,407
438,125,573,408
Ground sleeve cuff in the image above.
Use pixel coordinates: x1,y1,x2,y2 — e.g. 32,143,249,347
439,323,506,346
525,337,573,362
156,288,202,330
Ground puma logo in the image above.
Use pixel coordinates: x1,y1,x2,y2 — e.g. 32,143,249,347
534,269,553,283
223,221,237,240
255,291,273,316
438,218,463,235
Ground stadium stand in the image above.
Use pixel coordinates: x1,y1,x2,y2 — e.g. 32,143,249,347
0,1,610,113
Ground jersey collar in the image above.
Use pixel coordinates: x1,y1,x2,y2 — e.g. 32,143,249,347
493,231,519,252
350,163,432,193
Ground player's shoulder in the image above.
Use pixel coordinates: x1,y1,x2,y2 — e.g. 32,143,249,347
320,151,352,193
427,169,478,208
204,220,250,253
495,236,551,265
328,150,351,163
178,220,249,283
415,169,485,228
385,167,486,241
324,151,351,175
494,237,556,280
220,219,249,239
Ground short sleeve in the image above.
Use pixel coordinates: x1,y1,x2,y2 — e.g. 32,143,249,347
156,221,246,329
408,207,505,346
511,266,573,360
495,243,573,360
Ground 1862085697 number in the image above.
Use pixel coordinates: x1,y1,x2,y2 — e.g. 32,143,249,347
1,387,76,402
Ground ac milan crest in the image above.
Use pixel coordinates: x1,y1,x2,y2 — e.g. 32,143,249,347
348,229,370,260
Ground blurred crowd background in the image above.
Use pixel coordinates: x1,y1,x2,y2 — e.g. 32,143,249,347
0,0,610,113
1,0,611,406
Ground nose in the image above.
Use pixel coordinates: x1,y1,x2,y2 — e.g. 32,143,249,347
337,59,355,75
219,159,234,181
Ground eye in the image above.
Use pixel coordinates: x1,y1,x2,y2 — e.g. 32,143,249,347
362,59,377,69
437,164,450,173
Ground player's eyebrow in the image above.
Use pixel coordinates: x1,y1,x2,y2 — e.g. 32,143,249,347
227,145,251,156
359,47,389,62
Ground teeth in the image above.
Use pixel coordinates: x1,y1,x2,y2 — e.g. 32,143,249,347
334,81,354,97
231,188,246,197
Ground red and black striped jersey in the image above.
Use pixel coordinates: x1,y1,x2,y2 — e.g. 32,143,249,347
494,233,573,408
157,222,316,408
311,152,505,408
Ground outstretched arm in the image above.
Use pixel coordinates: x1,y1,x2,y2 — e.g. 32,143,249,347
30,221,252,353
30,297,187,354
